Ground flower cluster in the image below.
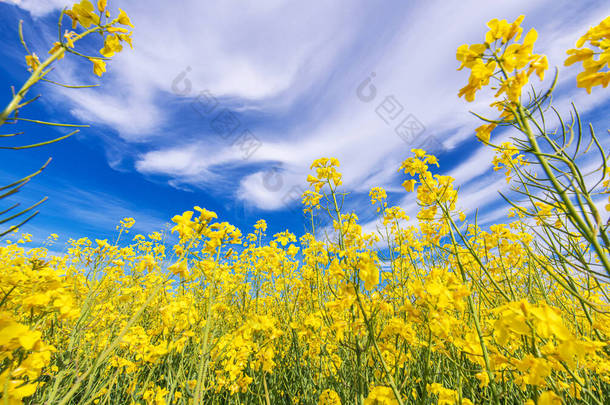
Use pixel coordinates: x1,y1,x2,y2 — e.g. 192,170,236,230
41,0,135,77
2,10,610,405
0,151,608,404
565,16,610,93
307,157,342,192
456,15,549,144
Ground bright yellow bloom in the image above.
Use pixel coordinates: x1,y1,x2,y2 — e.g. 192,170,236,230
564,16,610,93
402,179,417,192
65,0,100,28
100,34,123,57
302,190,323,212
171,210,195,239
369,187,387,208
117,8,134,28
90,58,107,77
194,206,218,223
475,123,496,143
168,260,189,278
25,53,40,71
456,43,487,71
495,71,529,103
485,16,525,44
457,16,547,106
528,55,548,80
364,386,398,405
537,391,562,405
486,15,525,44
319,389,341,405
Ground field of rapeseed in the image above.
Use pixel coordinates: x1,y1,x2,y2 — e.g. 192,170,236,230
1,2,610,404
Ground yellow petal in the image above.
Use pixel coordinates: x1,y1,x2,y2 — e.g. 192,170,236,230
18,330,42,350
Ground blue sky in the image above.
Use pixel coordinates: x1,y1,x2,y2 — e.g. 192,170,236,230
0,0,609,245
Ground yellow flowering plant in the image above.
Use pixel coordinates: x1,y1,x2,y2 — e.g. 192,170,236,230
0,0,134,237
564,16,610,93
456,15,610,288
1,8,609,405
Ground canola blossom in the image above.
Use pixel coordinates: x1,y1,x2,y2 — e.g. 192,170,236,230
2,150,609,404
1,6,610,405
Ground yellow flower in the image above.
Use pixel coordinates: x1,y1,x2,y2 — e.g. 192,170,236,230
302,190,322,212
475,123,496,143
501,28,539,72
485,18,511,44
307,157,342,191
528,55,548,80
575,69,610,93
456,43,487,71
564,16,610,93
515,355,552,386
64,31,78,48
171,211,195,239
100,34,123,58
95,238,109,250
537,391,562,405
485,15,526,44
564,48,595,67
254,219,267,232
495,71,529,102
119,33,134,49
427,383,461,405
458,17,547,104
120,217,136,229
319,389,341,405
505,15,526,43
48,42,66,59
25,53,40,71
402,179,417,192
117,8,134,28
194,206,217,223
90,58,107,77
475,371,489,388
364,386,398,405
425,154,439,166
411,148,426,158
359,252,379,290
65,0,100,28
369,187,387,208
168,260,189,279
457,59,496,101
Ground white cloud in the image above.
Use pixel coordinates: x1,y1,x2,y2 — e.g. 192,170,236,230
4,0,71,16
237,171,295,211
